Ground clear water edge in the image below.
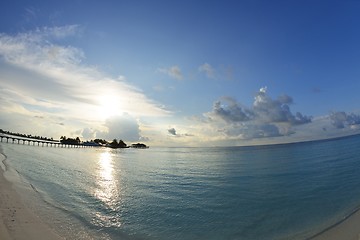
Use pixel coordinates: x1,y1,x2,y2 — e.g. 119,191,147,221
0,145,111,240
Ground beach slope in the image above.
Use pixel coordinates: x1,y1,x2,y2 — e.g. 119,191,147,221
0,152,63,240
312,210,360,240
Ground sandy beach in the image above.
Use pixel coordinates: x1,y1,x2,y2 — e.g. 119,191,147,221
311,209,360,240
0,150,63,240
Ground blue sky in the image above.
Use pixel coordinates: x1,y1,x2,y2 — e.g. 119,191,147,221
1,0,360,146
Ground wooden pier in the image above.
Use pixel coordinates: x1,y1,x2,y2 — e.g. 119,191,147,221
0,135,93,148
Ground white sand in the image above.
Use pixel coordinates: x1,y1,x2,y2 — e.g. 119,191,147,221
0,151,63,240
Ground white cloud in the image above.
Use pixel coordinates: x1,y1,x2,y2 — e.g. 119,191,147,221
97,113,142,142
180,111,360,147
199,63,215,79
0,26,170,139
210,87,311,126
202,87,312,140
185,88,360,145
77,113,144,142
252,87,311,124
80,127,97,139
158,65,183,80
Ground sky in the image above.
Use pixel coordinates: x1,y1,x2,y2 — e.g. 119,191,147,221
1,0,360,146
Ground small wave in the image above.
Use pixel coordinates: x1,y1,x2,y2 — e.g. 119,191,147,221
0,145,9,171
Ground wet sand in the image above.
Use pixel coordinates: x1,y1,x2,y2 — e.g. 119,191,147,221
0,150,63,240
311,208,360,240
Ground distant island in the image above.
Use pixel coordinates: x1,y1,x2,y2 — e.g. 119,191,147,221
1,129,148,149
62,136,149,149
82,138,149,149
130,143,149,149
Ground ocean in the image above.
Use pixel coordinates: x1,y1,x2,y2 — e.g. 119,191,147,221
1,135,360,240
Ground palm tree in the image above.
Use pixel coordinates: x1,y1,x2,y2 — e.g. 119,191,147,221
110,139,118,148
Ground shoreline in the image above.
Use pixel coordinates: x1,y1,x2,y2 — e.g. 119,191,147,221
1,143,360,239
0,146,64,240
310,206,360,240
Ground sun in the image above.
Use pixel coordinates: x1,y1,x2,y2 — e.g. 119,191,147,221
97,95,122,120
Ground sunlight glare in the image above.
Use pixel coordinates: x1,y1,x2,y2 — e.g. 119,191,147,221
98,94,122,119
95,150,118,204
99,150,113,182
93,150,122,227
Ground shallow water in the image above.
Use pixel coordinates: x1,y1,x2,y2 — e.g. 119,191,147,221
1,135,360,239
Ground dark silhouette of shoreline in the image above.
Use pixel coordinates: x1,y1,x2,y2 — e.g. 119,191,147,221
1,129,148,149
0,129,56,142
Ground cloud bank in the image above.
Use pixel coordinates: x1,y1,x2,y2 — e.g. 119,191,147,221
330,111,360,129
0,25,169,138
203,87,312,140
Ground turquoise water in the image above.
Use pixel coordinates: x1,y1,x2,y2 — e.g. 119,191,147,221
1,135,360,239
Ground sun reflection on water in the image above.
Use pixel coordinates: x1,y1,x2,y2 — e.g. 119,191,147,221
93,149,122,228
99,150,114,182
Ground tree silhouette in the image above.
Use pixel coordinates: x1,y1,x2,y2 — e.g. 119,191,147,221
109,139,127,148
60,136,81,145
110,139,118,147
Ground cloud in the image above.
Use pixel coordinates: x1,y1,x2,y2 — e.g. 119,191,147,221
199,63,215,79
77,114,153,142
221,123,283,139
103,114,141,141
190,94,358,145
206,87,311,126
139,136,150,142
93,113,143,142
80,127,96,139
330,111,360,129
168,127,177,136
0,26,170,138
42,25,82,39
253,87,311,124
167,127,194,138
203,87,312,140
158,65,183,80
208,98,251,123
